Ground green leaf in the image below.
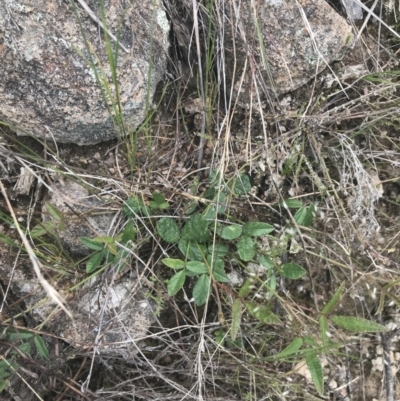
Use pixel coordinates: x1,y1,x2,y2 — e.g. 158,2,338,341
245,301,282,324
179,239,207,261
331,316,388,332
294,203,315,227
0,233,16,247
305,351,324,396
319,315,329,350
162,258,185,270
243,222,275,236
278,199,303,209
7,330,33,341
80,237,104,251
152,192,166,205
30,222,56,238
258,254,274,269
237,236,255,261
121,220,136,244
141,205,152,217
150,193,169,210
208,170,223,187
218,224,243,240
18,342,31,355
193,274,211,306
0,379,9,392
186,261,208,274
123,197,145,216
321,282,345,315
95,235,115,244
204,192,228,218
231,298,242,341
275,337,303,358
182,214,209,243
202,187,216,200
207,244,229,258
157,217,181,243
206,254,229,282
214,329,225,345
34,335,49,359
232,174,251,195
168,270,186,296
238,278,255,298
86,251,104,274
213,264,230,283
45,202,64,222
183,201,198,215
0,359,18,374
281,263,306,279
203,205,217,220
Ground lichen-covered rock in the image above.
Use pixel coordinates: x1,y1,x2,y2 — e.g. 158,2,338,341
221,0,353,100
0,0,169,145
0,260,156,357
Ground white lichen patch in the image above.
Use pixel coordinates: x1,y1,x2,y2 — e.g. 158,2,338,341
156,9,170,45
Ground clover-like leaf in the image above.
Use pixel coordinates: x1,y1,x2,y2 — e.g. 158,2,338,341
243,222,275,236
162,258,185,269
34,335,49,359
237,236,255,261
157,217,181,243
86,251,104,274
281,263,306,279
193,274,211,306
182,214,210,243
168,270,186,296
186,261,209,274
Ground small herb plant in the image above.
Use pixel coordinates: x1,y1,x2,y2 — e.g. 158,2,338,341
80,192,169,274
0,328,49,392
155,172,316,330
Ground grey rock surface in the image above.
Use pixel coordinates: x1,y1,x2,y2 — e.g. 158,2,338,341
221,0,353,101
0,260,155,357
42,179,115,255
0,0,169,145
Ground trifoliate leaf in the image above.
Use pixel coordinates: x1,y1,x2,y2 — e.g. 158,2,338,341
179,239,207,262
123,197,145,216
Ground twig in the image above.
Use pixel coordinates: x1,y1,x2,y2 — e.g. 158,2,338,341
191,0,206,174
75,0,129,54
378,314,394,401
